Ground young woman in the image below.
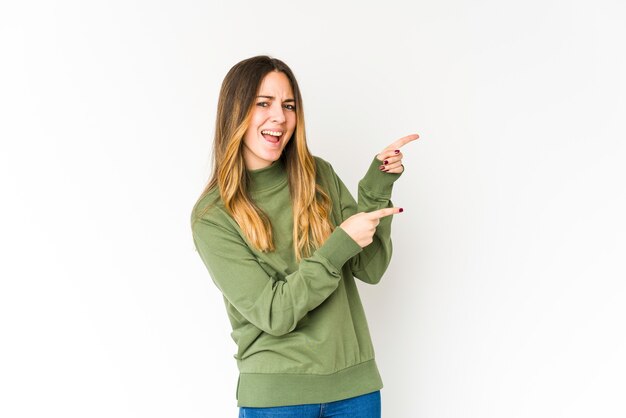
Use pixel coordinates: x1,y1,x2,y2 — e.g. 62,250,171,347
191,55,418,418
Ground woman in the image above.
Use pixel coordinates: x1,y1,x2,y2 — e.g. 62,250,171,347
190,55,418,417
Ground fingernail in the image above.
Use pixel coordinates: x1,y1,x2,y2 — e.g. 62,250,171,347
379,165,385,170
399,208,404,213
383,160,389,165
394,150,400,154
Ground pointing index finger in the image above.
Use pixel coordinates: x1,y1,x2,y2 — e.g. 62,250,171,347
385,133,419,151
369,207,404,219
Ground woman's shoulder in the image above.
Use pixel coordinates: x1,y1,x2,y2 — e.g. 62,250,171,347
313,155,339,179
190,187,227,228
312,155,345,198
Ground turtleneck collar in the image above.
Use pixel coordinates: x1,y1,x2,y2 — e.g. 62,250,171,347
246,158,288,193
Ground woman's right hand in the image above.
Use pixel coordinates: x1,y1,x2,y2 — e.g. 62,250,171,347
339,207,403,248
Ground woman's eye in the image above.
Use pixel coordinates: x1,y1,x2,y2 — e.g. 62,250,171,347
284,104,296,111
256,102,269,107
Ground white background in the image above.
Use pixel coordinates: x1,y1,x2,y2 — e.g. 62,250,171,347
1,1,625,417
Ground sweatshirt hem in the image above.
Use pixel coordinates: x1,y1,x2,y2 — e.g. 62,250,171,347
236,359,383,407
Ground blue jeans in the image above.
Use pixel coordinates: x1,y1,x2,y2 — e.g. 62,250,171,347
238,390,381,418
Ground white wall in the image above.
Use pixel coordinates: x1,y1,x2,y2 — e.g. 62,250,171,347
1,1,624,417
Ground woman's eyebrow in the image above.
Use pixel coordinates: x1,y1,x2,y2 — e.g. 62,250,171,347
256,95,295,102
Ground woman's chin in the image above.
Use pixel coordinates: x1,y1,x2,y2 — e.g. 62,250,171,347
264,153,282,163
260,147,284,161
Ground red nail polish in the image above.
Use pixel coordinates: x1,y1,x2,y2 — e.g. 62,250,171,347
394,150,400,154
379,165,385,170
399,208,404,213
383,160,389,165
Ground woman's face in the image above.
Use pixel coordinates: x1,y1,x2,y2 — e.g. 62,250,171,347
242,71,297,170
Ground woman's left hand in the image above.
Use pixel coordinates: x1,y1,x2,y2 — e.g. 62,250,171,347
376,133,419,174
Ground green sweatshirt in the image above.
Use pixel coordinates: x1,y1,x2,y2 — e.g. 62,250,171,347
190,155,401,407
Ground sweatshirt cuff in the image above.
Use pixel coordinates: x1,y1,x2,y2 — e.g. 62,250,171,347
316,227,363,270
358,155,403,196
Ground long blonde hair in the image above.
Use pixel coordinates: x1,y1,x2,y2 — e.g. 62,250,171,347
193,56,333,261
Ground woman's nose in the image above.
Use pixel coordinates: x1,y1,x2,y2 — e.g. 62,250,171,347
270,103,286,123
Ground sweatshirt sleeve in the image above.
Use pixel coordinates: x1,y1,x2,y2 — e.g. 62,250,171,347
191,214,362,337
337,156,402,284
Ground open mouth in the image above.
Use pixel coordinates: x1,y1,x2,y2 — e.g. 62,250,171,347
261,129,283,144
